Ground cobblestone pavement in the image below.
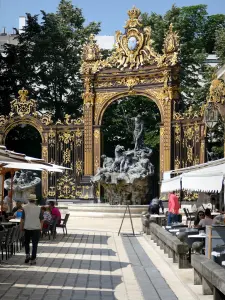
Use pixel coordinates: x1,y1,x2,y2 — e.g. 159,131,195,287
0,230,178,300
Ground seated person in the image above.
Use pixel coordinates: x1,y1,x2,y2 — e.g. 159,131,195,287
14,209,23,219
194,211,205,227
12,200,23,214
41,206,52,229
197,208,213,228
148,197,164,215
8,201,23,219
49,201,61,224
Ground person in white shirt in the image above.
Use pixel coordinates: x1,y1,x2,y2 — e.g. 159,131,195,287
197,208,213,228
20,195,44,265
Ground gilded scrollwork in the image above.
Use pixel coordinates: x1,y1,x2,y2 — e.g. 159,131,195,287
59,132,74,144
76,160,83,176
175,123,181,144
63,148,71,164
10,88,37,118
42,146,48,162
174,157,180,169
81,7,179,74
173,105,203,120
94,129,100,141
187,145,193,163
41,113,52,125
57,171,76,199
64,114,84,125
75,128,83,146
184,126,194,141
208,77,225,103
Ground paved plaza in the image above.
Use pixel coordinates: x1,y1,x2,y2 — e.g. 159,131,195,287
0,217,213,300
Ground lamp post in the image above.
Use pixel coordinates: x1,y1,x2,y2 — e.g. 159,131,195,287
204,101,219,143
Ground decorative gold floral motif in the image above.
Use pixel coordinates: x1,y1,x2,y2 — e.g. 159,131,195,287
64,114,84,125
94,129,100,141
42,146,48,161
208,77,225,103
194,156,199,165
57,171,76,199
48,186,56,197
187,145,193,163
174,157,180,169
95,92,118,104
184,126,194,141
163,24,179,54
175,123,181,144
59,132,74,144
94,156,100,169
41,113,52,125
63,148,71,164
119,77,140,90
10,88,37,118
76,160,83,176
173,106,203,120
75,128,83,146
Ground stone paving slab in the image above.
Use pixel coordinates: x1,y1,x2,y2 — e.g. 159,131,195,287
122,234,177,300
0,231,143,300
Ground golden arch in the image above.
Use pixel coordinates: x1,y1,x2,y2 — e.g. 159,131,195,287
96,91,164,126
3,116,44,144
81,7,180,179
0,115,48,198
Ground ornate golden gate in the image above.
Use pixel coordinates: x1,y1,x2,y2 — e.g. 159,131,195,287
81,7,180,180
0,89,87,199
1,7,223,200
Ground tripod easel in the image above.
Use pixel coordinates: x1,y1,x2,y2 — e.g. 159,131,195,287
118,202,135,236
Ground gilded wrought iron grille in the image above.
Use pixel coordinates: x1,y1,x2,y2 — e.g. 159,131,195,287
47,126,84,199
172,118,205,170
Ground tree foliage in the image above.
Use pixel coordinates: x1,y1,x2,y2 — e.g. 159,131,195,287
142,5,225,106
0,0,100,120
215,28,225,64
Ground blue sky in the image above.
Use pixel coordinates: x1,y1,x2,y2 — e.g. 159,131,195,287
0,0,225,35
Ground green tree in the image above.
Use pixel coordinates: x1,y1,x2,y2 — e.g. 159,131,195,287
215,27,225,64
142,4,225,107
0,0,100,119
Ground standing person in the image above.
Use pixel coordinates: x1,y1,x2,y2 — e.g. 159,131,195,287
20,195,44,265
148,197,164,215
168,191,180,225
49,201,61,224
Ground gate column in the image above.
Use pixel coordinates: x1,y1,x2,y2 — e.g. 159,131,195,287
83,76,95,176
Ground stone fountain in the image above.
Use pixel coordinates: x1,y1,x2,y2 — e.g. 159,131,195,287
4,170,41,203
92,115,154,205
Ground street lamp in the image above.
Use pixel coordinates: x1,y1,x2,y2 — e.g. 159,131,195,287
204,101,219,130
204,101,219,155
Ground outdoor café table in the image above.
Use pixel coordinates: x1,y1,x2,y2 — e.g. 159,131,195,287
9,219,21,224
187,233,206,239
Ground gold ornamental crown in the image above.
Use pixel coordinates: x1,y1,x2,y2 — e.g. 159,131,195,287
127,6,141,20
18,88,29,101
